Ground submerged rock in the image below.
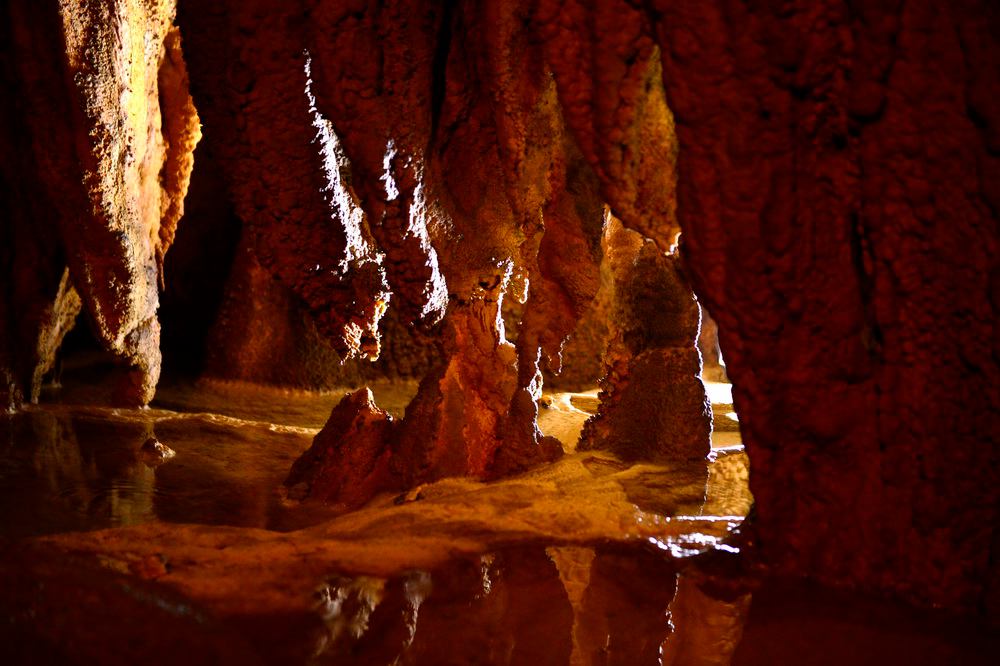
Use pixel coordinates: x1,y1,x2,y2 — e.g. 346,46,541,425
139,437,176,466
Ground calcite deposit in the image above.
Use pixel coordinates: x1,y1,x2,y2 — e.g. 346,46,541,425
653,0,1000,611
0,0,997,622
1,0,200,406
580,218,711,464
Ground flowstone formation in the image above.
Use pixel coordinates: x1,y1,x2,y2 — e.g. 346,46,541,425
653,0,1000,612
580,219,711,464
0,0,200,406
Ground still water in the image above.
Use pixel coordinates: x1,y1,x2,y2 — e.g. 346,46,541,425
0,379,994,665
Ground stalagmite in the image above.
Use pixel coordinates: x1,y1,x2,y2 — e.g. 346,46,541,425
580,219,711,463
698,306,728,383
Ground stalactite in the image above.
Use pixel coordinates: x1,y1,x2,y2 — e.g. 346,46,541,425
2,0,200,406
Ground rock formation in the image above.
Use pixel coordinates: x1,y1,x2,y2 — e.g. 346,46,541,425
273,1,672,506
286,389,400,509
698,306,728,383
580,218,712,464
654,0,1000,612
1,0,200,406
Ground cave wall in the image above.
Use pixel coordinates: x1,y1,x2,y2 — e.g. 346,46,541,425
177,0,1000,613
654,0,1000,612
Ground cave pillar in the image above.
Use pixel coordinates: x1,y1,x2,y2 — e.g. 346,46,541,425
394,281,523,483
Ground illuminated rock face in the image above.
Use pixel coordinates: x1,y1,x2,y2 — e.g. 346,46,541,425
1,0,200,406
178,0,641,495
0,0,998,614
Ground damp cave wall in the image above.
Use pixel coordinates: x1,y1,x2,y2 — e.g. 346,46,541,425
0,0,997,615
656,0,1000,613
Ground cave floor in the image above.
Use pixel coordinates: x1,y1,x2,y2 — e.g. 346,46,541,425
0,379,995,664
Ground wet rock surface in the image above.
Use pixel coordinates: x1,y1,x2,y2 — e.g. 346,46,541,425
139,437,177,466
2,383,999,664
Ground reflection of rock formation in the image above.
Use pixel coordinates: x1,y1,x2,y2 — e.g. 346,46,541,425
1,409,293,535
313,547,573,665
0,545,260,665
0,412,161,535
574,548,679,665
662,571,751,666
553,547,752,666
310,545,754,666
546,547,596,665
42,416,158,529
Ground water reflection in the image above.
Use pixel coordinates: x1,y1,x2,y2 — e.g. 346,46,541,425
0,399,751,540
0,411,158,535
311,544,747,666
3,535,995,666
2,393,996,665
662,571,751,666
0,407,314,536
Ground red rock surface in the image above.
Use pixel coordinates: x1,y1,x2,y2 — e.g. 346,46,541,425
285,388,401,509
654,0,1000,611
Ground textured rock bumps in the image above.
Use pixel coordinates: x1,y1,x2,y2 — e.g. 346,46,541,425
1,0,200,406
286,389,399,508
654,0,1000,611
580,220,711,464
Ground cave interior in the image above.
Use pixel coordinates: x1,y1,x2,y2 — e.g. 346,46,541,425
0,0,998,664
